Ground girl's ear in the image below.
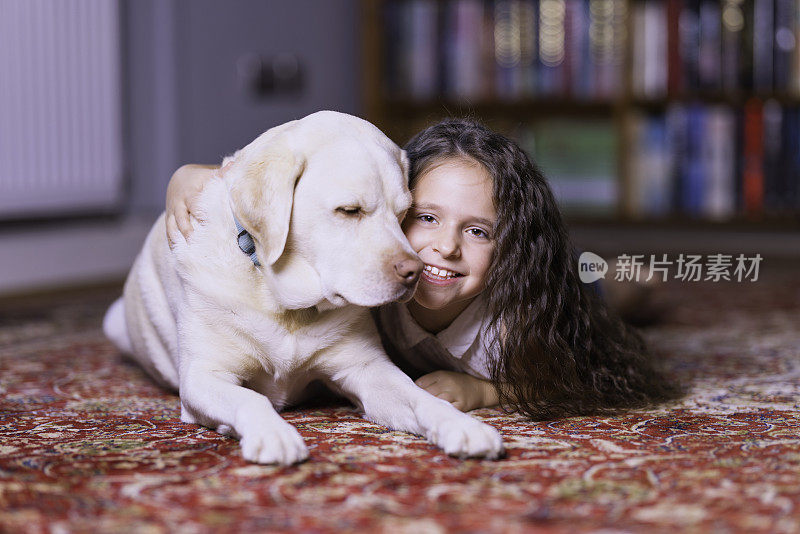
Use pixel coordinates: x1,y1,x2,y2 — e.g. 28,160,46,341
228,141,306,266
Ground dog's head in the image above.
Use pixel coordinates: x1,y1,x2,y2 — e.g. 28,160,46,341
225,111,421,309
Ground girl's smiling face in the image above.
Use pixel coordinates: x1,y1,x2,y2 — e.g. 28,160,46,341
402,158,496,332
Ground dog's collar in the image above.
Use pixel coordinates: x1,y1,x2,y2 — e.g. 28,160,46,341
232,214,261,267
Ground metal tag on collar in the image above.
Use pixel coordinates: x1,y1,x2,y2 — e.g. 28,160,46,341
232,214,261,267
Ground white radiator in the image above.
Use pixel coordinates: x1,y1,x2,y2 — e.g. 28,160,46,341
0,0,123,218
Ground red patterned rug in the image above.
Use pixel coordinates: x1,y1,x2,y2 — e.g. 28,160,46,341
1,260,799,533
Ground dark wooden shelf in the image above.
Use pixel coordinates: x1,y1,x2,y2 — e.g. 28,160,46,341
564,214,800,232
381,97,621,120
630,92,800,110
381,92,800,117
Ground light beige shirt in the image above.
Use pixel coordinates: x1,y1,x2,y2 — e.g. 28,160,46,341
371,295,493,380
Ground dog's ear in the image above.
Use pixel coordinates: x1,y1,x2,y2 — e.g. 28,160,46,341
398,149,410,185
229,143,305,266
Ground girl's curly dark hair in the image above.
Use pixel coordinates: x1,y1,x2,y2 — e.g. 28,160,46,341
403,118,682,420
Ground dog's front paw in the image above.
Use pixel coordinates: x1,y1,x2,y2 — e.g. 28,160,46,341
428,415,504,460
180,403,199,425
239,420,309,465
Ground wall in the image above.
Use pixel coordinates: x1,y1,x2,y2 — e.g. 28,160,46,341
126,0,361,212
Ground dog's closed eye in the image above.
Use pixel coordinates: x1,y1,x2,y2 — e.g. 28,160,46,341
335,206,364,217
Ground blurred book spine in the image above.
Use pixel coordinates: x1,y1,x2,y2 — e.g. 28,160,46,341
538,0,566,96
444,0,488,98
697,0,721,91
753,0,774,92
743,98,765,214
666,0,683,94
589,0,626,98
409,0,440,99
628,111,672,216
631,0,667,99
721,0,742,92
774,0,797,90
705,106,736,219
795,0,800,94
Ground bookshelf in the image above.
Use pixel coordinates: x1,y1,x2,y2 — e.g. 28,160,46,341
361,0,800,236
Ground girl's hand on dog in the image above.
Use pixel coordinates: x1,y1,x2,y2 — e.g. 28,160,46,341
165,164,219,246
415,370,499,412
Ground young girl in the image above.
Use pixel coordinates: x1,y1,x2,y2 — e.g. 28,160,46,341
166,118,680,419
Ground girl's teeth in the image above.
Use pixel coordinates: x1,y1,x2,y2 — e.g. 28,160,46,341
424,265,457,279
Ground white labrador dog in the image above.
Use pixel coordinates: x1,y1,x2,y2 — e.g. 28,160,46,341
103,111,504,465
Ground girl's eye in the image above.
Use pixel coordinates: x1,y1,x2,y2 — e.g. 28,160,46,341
417,214,436,223
467,227,490,239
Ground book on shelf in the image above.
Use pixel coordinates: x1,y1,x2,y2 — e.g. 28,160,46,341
537,0,565,97
382,0,409,97
795,0,800,94
763,99,782,212
704,106,737,219
632,0,668,99
408,0,439,99
567,0,592,98
664,105,687,212
680,2,700,93
493,0,536,98
753,0,775,92
775,0,797,91
682,105,705,215
743,98,764,214
590,0,626,99
778,105,800,211
697,0,722,92
739,0,755,91
628,112,671,217
666,0,683,95
720,0,742,92
443,0,487,99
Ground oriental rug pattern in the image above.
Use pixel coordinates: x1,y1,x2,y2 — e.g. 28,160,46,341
1,263,799,533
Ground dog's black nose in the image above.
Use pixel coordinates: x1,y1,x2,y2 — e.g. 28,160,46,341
394,258,422,286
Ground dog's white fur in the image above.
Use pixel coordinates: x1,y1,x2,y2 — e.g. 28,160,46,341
103,111,504,464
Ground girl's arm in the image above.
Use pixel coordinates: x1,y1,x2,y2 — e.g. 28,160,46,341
415,370,500,412
165,164,219,244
